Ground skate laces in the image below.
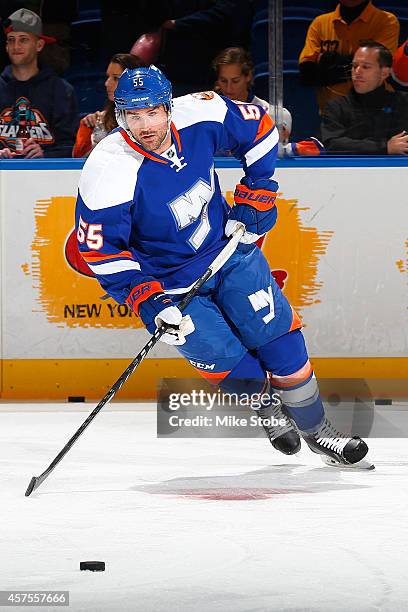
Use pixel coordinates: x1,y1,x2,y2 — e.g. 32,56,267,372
314,417,350,454
258,401,294,439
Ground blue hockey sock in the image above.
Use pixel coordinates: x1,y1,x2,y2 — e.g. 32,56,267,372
220,351,267,396
257,330,325,431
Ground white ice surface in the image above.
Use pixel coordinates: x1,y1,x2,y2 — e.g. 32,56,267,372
1,402,408,612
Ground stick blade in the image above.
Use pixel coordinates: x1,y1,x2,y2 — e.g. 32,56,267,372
25,476,39,497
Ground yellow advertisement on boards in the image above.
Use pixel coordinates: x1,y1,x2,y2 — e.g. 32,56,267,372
31,193,333,328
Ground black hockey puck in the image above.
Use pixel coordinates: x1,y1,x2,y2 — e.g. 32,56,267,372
80,561,105,572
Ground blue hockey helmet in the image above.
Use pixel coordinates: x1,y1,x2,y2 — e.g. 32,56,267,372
114,65,172,112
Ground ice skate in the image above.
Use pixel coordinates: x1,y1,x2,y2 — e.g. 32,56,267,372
257,402,301,455
301,417,374,470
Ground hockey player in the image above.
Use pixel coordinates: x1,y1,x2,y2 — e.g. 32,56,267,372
75,65,373,469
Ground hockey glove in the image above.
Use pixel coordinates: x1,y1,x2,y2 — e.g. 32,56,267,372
280,137,325,157
225,178,278,244
318,51,352,85
126,281,195,345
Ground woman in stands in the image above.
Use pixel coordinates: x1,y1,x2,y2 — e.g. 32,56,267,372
73,53,143,157
213,46,323,157
212,46,269,111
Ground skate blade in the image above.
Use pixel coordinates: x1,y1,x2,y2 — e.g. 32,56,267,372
320,455,375,470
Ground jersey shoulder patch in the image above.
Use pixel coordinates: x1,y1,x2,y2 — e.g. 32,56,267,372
172,91,228,130
191,91,215,100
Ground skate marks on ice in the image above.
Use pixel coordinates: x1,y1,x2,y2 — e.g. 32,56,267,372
132,463,371,501
337,544,395,612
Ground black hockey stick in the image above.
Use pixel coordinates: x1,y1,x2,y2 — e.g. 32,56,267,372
25,223,245,496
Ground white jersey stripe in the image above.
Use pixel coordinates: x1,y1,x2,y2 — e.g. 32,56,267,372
245,128,279,167
89,260,141,275
164,282,195,295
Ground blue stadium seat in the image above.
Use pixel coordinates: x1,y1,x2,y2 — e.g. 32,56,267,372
70,17,104,65
251,17,268,67
253,62,269,101
398,18,408,44
252,0,267,19
283,7,323,18
376,1,408,11
283,16,313,61
65,70,106,115
251,8,323,67
253,61,321,141
77,0,101,20
283,68,321,141
283,1,336,11
377,6,408,18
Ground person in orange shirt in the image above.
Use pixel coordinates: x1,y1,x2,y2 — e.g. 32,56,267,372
299,0,399,113
391,40,408,91
73,53,143,158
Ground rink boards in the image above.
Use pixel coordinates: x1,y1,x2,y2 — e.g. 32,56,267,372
0,157,407,399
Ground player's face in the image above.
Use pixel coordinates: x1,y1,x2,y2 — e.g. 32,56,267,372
125,105,170,152
6,32,44,66
216,64,252,102
352,47,390,94
105,62,126,102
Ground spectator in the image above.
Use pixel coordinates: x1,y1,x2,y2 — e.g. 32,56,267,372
73,53,143,158
0,8,78,158
0,1,78,74
321,41,408,155
299,0,400,113
38,0,78,75
390,40,408,91
213,46,269,110
213,47,324,157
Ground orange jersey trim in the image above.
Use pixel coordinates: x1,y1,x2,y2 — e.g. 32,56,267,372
195,369,231,385
81,250,133,263
255,113,274,142
270,360,313,389
171,122,182,153
234,184,277,211
289,307,302,332
119,129,168,164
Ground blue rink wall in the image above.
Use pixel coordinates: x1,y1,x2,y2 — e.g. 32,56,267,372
0,157,407,400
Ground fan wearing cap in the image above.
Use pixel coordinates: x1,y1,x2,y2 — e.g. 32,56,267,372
0,8,78,158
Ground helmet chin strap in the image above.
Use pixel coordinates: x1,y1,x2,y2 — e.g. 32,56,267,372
115,104,173,151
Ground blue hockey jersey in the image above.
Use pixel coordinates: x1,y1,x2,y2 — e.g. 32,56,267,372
75,92,279,304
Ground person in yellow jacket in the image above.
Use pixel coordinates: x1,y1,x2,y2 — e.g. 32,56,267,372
299,0,399,112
